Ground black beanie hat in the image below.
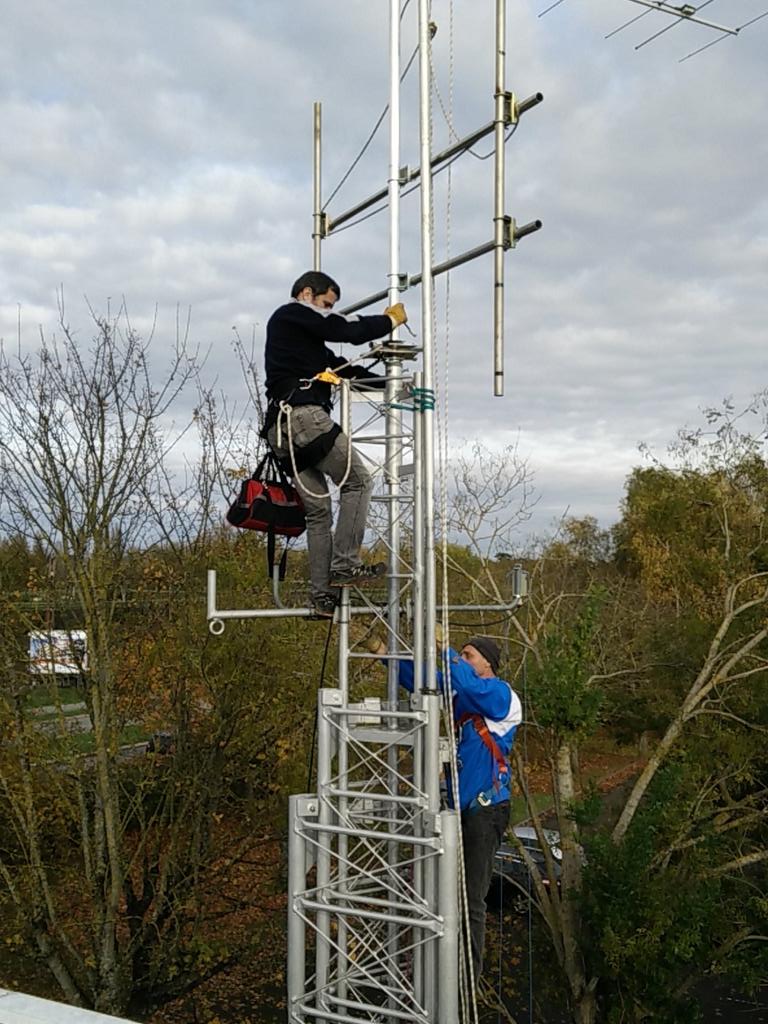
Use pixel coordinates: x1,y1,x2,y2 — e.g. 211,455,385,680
465,636,501,675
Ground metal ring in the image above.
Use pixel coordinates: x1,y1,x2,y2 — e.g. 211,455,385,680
209,618,225,636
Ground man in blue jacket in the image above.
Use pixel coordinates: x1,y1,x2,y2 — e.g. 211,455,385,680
263,271,407,618
376,633,522,983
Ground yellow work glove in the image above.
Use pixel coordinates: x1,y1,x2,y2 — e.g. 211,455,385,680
384,302,407,328
314,368,343,385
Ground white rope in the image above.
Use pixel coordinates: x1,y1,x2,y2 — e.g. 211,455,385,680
426,2,479,1020
278,387,354,500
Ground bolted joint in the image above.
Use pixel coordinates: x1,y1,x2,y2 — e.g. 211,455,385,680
503,215,515,250
503,91,518,126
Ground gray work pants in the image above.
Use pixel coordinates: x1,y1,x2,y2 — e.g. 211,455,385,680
268,405,373,600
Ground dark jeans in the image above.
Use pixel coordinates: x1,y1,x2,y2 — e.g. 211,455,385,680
461,800,510,983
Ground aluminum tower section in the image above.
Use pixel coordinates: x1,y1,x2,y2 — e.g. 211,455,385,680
205,2,539,1019
287,3,460,1017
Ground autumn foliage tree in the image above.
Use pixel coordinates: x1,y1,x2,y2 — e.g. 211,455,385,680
0,307,327,1017
513,399,768,1024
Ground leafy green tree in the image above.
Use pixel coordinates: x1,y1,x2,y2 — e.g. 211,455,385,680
514,399,768,1023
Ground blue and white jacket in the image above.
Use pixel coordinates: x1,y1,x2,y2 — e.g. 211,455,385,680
397,650,522,812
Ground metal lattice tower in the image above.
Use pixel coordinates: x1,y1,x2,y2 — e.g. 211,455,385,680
207,2,540,1020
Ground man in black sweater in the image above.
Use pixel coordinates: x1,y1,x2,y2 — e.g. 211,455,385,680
263,270,407,618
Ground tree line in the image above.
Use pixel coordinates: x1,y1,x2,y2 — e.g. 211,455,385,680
0,311,765,1023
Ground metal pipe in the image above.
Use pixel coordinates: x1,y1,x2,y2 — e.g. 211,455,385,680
493,0,507,397
412,374,425,997
386,0,404,713
329,706,424,721
298,1003,427,1024
417,0,437,773
340,229,546,315
515,218,543,240
385,5,407,1005
422,696,441,1019
518,90,544,115
415,23,436,645
327,787,425,806
315,693,335,1004
206,569,216,620
412,371,424,695
313,101,323,269
327,122,494,233
323,892,437,913
336,427,351,999
329,995,430,1023
437,810,460,1023
327,91,546,233
287,796,308,1016
299,900,441,930
302,820,441,847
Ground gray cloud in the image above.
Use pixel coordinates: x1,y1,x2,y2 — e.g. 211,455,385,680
1,0,766,543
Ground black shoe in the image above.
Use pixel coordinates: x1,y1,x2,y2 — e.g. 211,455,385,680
329,562,387,587
310,594,338,619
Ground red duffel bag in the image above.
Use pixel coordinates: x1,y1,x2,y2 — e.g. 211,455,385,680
226,450,305,578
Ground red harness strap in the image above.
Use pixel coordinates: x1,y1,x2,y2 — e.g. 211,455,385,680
456,712,509,784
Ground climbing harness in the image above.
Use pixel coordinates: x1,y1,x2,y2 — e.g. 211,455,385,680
455,711,511,812
278,386,354,500
272,402,343,476
264,344,394,498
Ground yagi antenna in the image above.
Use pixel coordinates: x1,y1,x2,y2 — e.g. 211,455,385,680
540,0,768,61
679,9,768,61
623,0,736,50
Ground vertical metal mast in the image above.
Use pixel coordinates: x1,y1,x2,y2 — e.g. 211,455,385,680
312,102,323,271
417,0,437,689
386,0,404,699
493,0,507,397
208,7,541,1021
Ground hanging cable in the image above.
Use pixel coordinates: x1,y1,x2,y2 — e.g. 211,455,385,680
305,617,337,790
328,139,476,237
430,40,519,160
323,40,421,211
521,639,534,1023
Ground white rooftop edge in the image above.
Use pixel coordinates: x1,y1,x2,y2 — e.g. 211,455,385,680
0,991,138,1024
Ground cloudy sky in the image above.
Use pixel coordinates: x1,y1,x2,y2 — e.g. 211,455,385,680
2,0,766,540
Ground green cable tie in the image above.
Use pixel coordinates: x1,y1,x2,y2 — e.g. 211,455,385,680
411,387,436,412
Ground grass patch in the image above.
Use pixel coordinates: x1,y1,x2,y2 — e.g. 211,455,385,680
510,792,553,825
67,724,150,755
41,723,150,758
23,684,84,709
31,705,89,721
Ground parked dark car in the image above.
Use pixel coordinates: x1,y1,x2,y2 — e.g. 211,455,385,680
146,730,175,755
489,825,563,912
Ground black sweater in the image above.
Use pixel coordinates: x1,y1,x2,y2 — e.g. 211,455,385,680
264,300,392,409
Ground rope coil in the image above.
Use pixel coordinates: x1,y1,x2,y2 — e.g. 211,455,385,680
277,387,354,499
